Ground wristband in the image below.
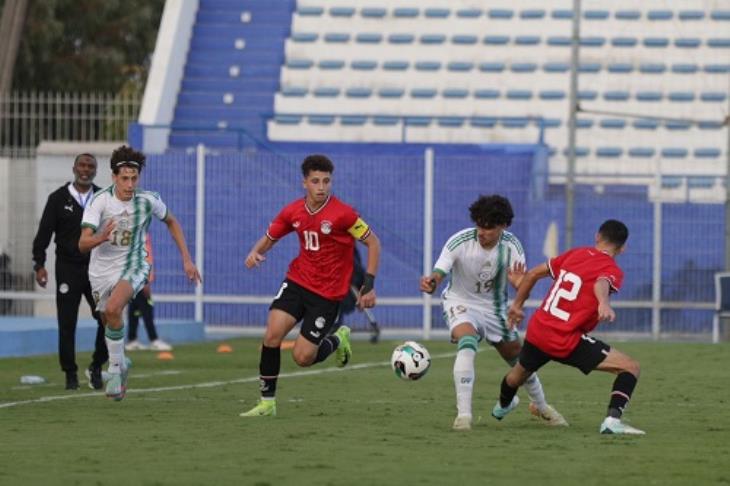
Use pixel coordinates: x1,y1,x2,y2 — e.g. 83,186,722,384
360,273,375,295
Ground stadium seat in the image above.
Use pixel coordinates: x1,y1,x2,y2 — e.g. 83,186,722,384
424,8,450,18
679,10,705,20
694,148,721,158
360,7,386,18
388,33,415,44
701,92,728,102
442,88,469,98
521,9,546,19
628,147,655,157
324,32,349,43
615,10,641,20
393,8,418,18
452,35,478,44
313,87,340,97
488,9,514,19
661,148,689,158
675,38,701,48
297,6,323,16
329,7,355,17
647,10,673,21
420,34,446,44
456,8,481,18
636,91,663,102
711,10,730,21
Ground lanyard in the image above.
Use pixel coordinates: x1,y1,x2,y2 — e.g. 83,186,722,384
78,190,91,209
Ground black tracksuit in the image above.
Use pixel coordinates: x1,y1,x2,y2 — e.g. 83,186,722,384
32,183,108,374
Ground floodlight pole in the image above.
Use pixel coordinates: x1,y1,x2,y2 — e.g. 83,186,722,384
725,110,730,270
565,0,582,251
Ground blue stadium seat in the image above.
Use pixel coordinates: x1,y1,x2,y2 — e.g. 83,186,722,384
543,62,569,72
308,115,335,125
501,117,530,128
521,9,546,19
679,10,705,20
608,62,634,72
484,35,510,45
425,8,450,18
581,37,606,47
615,10,641,20
351,60,377,70
378,88,405,98
596,147,623,157
313,87,340,97
634,119,659,129
356,33,382,44
329,7,355,17
672,63,698,73
474,89,501,99
636,91,662,101
488,9,514,19
292,32,318,42
479,62,505,72
373,115,399,125
361,7,386,18
324,32,350,43
640,63,667,73
442,88,469,98
688,177,715,188
452,35,478,44
552,9,573,19
701,92,728,102
420,34,446,44
705,64,730,73
661,148,689,158
388,33,415,44
382,60,409,70
281,86,307,96
578,63,601,73
456,8,482,18
647,10,673,20
410,88,438,98
661,176,683,188
340,115,367,125
547,36,571,46
612,37,638,47
675,38,701,48
577,90,598,100
273,114,303,125
318,59,345,70
515,36,541,45
644,37,670,47
297,6,323,16
539,90,566,100
471,117,497,128
668,91,695,102
584,10,609,20
711,10,730,21
540,118,561,128
708,38,730,48
576,119,594,128
665,121,692,130
406,116,432,126
600,119,627,128
694,148,722,158
628,147,655,157
414,61,441,71
511,62,538,72
345,87,372,98
562,147,589,157
393,8,418,18
506,90,533,100
438,117,465,127
286,59,314,69
447,61,474,72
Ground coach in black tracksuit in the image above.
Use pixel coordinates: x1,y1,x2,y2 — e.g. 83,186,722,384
32,153,108,390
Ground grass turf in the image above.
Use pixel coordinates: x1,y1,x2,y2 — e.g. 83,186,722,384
1,339,729,485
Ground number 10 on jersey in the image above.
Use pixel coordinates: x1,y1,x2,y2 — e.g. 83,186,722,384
303,230,320,251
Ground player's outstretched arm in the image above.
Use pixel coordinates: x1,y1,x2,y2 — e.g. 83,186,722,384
245,235,276,269
507,262,550,328
78,223,115,254
357,231,380,309
163,211,201,284
594,279,615,322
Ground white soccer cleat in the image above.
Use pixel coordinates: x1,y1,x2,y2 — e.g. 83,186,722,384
149,339,173,351
452,415,472,431
529,402,569,426
125,340,147,351
600,416,646,435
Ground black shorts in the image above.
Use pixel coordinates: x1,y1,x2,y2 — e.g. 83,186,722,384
519,335,611,375
270,279,340,345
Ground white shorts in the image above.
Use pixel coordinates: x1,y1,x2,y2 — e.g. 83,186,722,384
442,301,518,344
90,265,149,312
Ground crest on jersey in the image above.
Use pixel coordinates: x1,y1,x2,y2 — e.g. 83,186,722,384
292,221,300,228
320,220,332,234
119,210,130,230
315,316,326,329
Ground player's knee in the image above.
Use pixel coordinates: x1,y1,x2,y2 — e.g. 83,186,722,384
624,358,640,378
292,350,315,367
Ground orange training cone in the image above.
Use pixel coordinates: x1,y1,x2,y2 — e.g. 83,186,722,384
217,343,233,353
157,351,174,361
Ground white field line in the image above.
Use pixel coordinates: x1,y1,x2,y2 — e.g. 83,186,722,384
0,351,458,410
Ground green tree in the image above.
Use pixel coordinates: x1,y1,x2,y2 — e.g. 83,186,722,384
12,0,164,94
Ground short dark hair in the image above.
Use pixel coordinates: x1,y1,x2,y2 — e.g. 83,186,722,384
469,194,514,228
110,145,146,174
301,154,334,177
598,219,629,247
74,153,96,165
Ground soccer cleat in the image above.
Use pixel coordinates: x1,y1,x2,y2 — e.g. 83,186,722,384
600,416,646,435
491,395,520,421
240,399,277,417
452,415,472,431
334,326,352,368
105,357,132,401
529,402,569,426
65,372,79,390
85,366,103,390
125,340,147,351
149,339,173,351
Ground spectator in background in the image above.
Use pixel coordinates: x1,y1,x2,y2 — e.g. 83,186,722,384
32,153,108,390
126,234,172,351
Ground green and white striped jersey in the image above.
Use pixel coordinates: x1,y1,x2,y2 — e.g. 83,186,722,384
434,228,525,314
81,185,167,280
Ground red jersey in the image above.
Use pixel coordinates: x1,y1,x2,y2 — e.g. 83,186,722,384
266,195,370,300
526,247,624,358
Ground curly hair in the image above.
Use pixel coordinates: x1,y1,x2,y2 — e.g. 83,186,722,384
468,194,514,228
110,145,146,174
301,154,334,177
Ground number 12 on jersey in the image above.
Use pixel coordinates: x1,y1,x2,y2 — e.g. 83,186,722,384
543,269,582,321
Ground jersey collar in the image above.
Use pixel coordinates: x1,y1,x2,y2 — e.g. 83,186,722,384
304,194,331,215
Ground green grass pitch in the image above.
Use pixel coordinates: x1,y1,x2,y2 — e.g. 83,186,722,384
1,339,728,485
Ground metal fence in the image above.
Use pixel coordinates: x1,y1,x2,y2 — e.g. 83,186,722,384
0,91,140,156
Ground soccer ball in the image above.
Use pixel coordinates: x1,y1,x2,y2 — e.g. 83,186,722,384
391,341,431,381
